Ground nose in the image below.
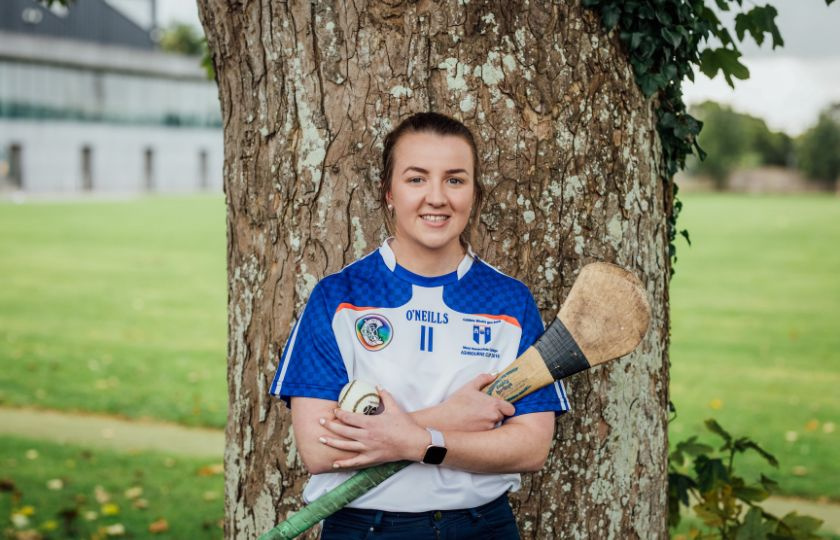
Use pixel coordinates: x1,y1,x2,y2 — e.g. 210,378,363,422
425,179,447,207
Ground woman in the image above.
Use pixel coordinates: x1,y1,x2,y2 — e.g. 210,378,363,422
270,112,570,538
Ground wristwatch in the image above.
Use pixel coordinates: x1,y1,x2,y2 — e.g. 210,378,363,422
421,428,447,465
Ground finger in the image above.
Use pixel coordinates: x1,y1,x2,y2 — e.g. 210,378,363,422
320,417,366,440
333,455,375,470
470,372,497,390
376,387,402,412
319,436,366,452
333,408,372,428
498,399,515,417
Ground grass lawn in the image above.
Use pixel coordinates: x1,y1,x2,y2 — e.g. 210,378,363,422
0,435,223,539
1,192,838,503
669,193,840,501
0,195,228,428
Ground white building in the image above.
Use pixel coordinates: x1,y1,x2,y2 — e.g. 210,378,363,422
0,0,223,194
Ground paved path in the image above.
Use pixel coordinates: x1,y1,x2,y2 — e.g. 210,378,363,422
0,406,223,458
1,406,838,535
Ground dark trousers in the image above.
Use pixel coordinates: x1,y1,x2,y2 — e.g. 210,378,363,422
320,493,521,539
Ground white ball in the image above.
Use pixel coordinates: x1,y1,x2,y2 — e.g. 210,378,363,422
338,380,382,415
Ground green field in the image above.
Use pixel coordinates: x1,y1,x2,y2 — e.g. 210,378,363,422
0,435,223,539
669,194,840,500
0,192,838,510
0,195,227,428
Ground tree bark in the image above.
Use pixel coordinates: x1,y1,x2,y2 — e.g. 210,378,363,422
197,1,670,538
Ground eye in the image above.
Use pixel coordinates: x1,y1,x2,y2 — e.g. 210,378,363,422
407,176,424,184
447,177,465,185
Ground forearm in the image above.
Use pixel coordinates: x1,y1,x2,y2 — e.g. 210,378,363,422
435,419,552,473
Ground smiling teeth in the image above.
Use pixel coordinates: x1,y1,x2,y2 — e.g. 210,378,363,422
422,215,448,222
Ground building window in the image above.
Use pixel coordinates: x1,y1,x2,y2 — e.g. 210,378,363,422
143,147,154,191
81,145,93,191
6,144,24,189
198,149,208,190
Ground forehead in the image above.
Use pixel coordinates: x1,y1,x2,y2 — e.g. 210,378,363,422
392,132,474,174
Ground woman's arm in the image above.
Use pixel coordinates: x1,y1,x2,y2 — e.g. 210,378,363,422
320,388,556,474
290,397,360,475
409,373,516,432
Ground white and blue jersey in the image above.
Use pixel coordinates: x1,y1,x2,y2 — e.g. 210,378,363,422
270,239,570,512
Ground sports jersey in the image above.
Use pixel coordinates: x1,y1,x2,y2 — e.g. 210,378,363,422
269,239,571,512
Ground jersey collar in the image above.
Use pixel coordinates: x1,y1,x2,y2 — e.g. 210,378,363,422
378,238,475,285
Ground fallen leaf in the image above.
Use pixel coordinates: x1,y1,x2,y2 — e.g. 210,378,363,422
824,422,835,434
708,399,723,410
11,513,30,528
13,530,42,540
202,491,219,501
148,518,169,533
804,419,819,432
124,486,143,499
83,511,98,521
46,479,64,490
20,506,35,516
133,498,149,509
784,431,798,443
25,449,39,460
94,485,111,504
792,465,808,476
101,503,120,516
41,520,58,531
163,458,176,468
104,523,125,536
197,463,224,477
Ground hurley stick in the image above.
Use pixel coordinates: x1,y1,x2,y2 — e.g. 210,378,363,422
260,262,651,540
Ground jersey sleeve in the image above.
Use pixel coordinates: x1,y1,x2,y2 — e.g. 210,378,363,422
268,282,348,408
510,288,571,417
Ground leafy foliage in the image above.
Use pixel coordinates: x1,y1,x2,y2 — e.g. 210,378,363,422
580,0,832,270
796,104,840,185
688,101,793,187
159,23,205,56
668,420,824,539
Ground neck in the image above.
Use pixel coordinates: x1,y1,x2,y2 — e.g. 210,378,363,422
389,237,466,277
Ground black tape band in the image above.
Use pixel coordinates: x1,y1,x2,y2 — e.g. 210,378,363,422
534,318,590,380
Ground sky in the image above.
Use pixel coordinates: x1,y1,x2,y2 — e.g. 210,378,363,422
108,0,840,136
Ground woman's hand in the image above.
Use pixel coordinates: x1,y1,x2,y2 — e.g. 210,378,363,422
425,373,515,432
319,388,429,469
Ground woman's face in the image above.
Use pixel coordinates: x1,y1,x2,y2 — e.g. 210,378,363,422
387,131,475,260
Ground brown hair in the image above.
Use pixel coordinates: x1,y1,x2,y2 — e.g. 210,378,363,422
379,112,484,245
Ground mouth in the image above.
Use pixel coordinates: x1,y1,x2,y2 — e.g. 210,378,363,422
420,214,450,223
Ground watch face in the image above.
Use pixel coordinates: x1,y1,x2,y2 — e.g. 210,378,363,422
423,446,447,465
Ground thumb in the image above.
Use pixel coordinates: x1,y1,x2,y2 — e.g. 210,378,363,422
376,386,402,412
471,372,498,390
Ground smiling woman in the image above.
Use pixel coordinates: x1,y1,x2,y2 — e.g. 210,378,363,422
268,112,570,538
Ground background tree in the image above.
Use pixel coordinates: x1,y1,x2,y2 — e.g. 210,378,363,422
158,22,205,56
796,104,840,186
688,101,793,188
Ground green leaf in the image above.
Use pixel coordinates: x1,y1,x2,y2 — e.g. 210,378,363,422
661,27,683,47
699,48,750,88
736,507,775,540
733,438,779,467
679,229,691,246
735,5,784,49
704,418,733,444
668,471,696,506
759,474,779,494
695,455,729,492
776,512,824,539
733,484,769,503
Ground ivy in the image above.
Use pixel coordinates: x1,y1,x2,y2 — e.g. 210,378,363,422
581,0,834,272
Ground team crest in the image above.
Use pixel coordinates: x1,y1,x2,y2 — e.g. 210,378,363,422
355,314,393,351
472,325,491,345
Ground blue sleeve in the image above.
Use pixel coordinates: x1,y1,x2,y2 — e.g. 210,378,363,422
510,288,571,417
268,282,348,408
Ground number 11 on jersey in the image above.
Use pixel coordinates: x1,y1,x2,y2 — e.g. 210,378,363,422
419,325,434,352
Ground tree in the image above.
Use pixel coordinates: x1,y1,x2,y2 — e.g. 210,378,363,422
688,101,794,187
195,1,701,538
158,22,205,56
797,104,840,186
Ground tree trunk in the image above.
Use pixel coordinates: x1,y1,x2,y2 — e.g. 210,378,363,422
197,1,669,538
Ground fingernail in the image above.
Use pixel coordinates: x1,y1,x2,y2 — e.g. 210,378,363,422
319,418,326,425
318,437,327,444
332,463,340,469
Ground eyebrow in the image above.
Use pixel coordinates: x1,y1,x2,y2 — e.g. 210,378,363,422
402,166,470,176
